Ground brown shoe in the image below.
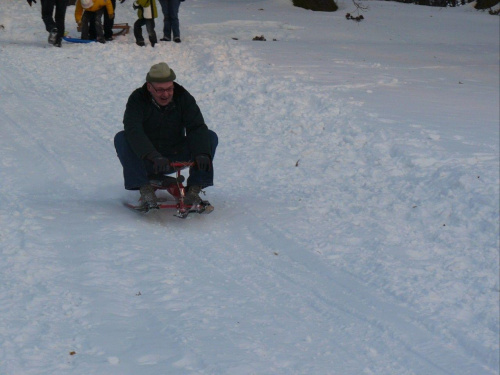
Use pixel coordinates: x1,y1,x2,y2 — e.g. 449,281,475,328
184,185,202,205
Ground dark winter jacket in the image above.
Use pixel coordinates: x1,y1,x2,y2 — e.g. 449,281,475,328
123,82,211,159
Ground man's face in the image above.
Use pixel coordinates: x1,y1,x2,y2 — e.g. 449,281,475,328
147,81,174,106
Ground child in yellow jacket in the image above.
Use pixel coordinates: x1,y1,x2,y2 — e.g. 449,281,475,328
75,0,114,43
133,0,158,47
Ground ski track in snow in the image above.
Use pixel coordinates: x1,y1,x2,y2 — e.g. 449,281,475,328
0,1,498,374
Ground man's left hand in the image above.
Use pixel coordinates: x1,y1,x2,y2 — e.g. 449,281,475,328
195,154,211,172
27,0,36,6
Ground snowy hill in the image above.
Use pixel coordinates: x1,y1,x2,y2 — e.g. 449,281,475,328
0,0,498,374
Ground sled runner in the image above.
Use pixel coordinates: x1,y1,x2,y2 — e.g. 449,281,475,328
63,23,129,43
112,23,131,37
124,161,214,219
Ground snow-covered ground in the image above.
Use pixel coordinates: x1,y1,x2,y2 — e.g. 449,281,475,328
0,0,498,374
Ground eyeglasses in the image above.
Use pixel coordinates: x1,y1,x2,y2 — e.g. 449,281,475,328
150,84,174,94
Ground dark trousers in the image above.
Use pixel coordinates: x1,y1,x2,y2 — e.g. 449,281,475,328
40,0,67,38
158,0,181,39
103,0,116,39
81,9,105,40
114,130,218,190
134,18,157,44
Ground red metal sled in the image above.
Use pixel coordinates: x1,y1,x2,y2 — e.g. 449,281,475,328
125,161,213,218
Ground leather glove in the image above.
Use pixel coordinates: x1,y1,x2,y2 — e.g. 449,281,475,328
152,157,170,174
119,0,126,3
27,0,36,6
147,151,171,174
133,2,140,10
195,154,211,172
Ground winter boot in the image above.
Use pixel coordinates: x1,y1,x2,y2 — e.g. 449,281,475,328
184,185,202,205
48,28,58,45
149,35,158,47
54,36,62,47
139,184,159,211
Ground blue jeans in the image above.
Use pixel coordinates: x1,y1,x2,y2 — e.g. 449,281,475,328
158,0,181,39
114,130,218,190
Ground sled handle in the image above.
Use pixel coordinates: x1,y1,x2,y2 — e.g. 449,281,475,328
169,161,194,170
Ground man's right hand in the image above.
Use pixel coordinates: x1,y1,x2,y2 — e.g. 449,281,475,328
152,156,170,174
27,0,36,6
147,151,170,174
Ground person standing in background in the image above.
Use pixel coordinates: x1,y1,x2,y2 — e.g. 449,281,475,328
133,0,158,47
75,0,114,43
158,0,184,43
26,0,68,47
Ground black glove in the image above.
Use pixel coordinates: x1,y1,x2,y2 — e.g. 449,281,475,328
195,154,211,172
119,0,126,3
152,157,170,174
147,151,171,174
154,156,171,173
27,0,36,6
132,2,141,10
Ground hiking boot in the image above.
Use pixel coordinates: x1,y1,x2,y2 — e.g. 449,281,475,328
48,28,58,45
160,36,171,41
53,36,62,48
184,185,202,205
136,40,145,47
173,37,181,43
139,184,159,210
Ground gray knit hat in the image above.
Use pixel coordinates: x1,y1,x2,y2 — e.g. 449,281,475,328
146,62,176,83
